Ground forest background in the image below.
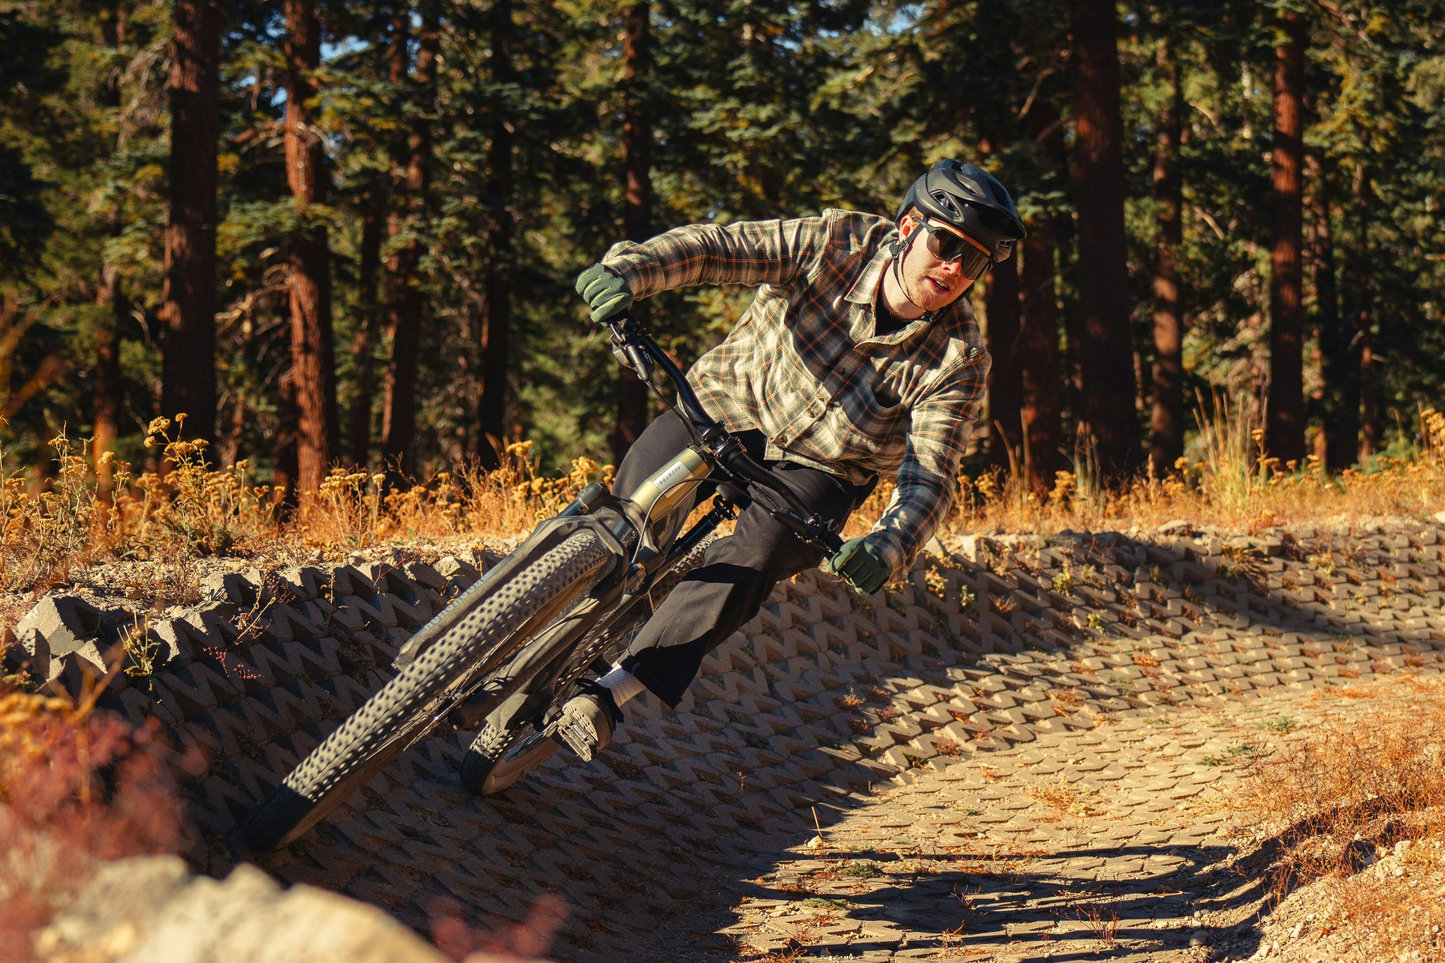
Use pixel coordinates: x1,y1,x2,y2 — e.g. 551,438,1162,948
2,0,1443,502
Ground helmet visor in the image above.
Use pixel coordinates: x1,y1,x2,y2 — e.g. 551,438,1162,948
921,221,993,279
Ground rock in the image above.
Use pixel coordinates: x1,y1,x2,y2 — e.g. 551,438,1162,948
38,856,519,963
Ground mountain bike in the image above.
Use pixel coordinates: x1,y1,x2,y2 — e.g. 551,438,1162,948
245,312,846,852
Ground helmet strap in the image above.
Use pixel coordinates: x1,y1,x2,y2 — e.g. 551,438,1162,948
889,224,932,317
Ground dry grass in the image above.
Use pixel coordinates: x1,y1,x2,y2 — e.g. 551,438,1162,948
1232,675,1445,960
938,402,1445,537
1025,780,1104,818
0,419,611,626
1,402,1441,635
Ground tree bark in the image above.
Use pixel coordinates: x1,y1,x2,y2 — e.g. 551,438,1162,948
477,0,514,468
1150,40,1185,475
284,0,338,493
1019,228,1063,491
159,0,220,445
380,0,439,479
985,258,1023,476
95,260,124,494
1016,90,1067,493
347,193,385,469
94,3,127,495
1266,8,1306,467
1067,0,1139,478
613,1,653,464
972,0,1023,479
273,365,299,505
1308,153,1354,470
1347,165,1377,462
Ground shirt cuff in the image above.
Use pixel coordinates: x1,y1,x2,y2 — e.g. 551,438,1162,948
865,530,909,584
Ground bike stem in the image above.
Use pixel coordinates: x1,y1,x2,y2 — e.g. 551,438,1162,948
606,313,844,556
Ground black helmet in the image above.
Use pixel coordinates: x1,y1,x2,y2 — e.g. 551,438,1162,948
895,159,1026,264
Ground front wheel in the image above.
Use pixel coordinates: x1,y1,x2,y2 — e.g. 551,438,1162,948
245,530,612,851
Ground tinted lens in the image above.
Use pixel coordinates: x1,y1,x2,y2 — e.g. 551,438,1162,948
923,223,992,278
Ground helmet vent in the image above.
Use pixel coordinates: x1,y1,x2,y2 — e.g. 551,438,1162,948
930,190,963,216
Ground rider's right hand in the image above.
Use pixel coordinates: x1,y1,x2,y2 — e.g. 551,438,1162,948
576,263,634,324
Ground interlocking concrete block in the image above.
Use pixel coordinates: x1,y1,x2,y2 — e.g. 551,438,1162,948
2,626,50,682
401,560,448,593
200,571,261,607
15,595,105,661
433,555,481,590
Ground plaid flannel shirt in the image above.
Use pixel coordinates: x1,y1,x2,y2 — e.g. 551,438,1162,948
602,208,990,579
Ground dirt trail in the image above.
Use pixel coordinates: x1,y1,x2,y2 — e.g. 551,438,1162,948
674,678,1432,962
10,519,1445,961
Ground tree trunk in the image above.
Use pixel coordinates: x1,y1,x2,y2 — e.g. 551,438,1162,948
347,194,385,469
972,0,1023,479
274,365,299,506
94,4,127,495
380,0,439,479
284,0,337,494
1150,40,1185,475
159,0,220,445
1067,0,1139,478
1349,165,1377,462
1019,227,1063,492
1308,153,1354,470
985,258,1023,476
1352,171,1375,462
613,1,653,464
477,0,514,468
94,261,124,490
1266,8,1306,467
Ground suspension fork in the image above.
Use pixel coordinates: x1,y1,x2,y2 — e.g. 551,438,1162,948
448,496,737,734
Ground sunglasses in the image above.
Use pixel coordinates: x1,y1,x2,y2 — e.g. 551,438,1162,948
920,221,993,279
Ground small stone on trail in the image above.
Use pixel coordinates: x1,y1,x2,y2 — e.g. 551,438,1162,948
806,835,823,849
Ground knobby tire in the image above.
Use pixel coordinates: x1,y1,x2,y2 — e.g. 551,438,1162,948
245,531,611,851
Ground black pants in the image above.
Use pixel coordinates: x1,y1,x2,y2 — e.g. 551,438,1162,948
612,411,873,708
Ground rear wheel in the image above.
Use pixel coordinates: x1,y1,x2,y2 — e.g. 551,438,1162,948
460,720,560,795
459,532,716,795
245,531,612,851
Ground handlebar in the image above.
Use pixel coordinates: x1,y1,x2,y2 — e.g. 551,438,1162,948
607,313,845,556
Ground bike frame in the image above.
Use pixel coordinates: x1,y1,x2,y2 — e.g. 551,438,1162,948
393,311,847,741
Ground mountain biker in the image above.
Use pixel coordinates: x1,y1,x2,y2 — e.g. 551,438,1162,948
559,159,1026,761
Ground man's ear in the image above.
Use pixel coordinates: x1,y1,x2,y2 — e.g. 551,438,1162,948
898,210,920,237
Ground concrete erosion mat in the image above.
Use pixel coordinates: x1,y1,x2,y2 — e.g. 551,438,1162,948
11,518,1445,961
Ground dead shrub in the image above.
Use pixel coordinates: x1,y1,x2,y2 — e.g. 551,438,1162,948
1233,676,1445,959
0,686,184,961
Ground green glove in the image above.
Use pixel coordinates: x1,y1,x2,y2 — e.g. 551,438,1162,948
826,536,890,595
575,263,634,324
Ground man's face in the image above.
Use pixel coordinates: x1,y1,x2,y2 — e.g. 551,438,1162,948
897,214,977,312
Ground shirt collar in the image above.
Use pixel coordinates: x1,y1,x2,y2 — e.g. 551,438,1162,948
845,229,898,306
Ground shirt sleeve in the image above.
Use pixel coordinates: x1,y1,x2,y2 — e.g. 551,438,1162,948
865,352,990,579
599,217,828,298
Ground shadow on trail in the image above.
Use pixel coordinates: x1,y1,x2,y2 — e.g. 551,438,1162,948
732,838,1282,961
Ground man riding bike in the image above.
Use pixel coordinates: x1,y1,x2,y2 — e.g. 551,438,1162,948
559,159,1026,760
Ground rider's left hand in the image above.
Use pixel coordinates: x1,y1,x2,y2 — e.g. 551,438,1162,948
826,536,889,595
